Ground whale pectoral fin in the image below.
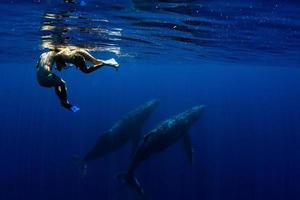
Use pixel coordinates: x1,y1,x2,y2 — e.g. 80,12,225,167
183,134,193,166
130,133,141,158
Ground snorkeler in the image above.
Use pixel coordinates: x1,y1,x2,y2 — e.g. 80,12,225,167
36,47,119,112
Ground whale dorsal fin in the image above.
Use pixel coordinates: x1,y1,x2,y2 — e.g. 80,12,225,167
182,133,193,165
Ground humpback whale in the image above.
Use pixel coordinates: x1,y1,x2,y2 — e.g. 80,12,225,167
117,105,205,195
73,99,160,176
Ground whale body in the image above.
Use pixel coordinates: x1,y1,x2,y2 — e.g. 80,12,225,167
117,105,205,195
73,99,160,176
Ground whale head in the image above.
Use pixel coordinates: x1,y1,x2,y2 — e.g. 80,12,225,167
131,99,160,125
142,99,160,114
181,105,205,128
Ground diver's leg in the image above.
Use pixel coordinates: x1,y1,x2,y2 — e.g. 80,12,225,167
73,55,105,73
76,50,119,69
52,74,79,112
76,49,102,65
55,84,71,109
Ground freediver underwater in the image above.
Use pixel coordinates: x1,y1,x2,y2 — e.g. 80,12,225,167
36,46,119,112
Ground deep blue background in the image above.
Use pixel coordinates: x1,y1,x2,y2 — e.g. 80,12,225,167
1,1,300,200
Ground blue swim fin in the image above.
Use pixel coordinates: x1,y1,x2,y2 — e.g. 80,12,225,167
70,106,80,113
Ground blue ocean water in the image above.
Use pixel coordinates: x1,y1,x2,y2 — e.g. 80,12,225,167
0,0,300,199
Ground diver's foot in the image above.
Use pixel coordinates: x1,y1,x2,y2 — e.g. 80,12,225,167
61,101,80,112
104,58,119,70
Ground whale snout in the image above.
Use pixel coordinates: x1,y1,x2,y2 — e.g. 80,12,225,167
188,105,205,122
193,105,205,113
148,99,160,109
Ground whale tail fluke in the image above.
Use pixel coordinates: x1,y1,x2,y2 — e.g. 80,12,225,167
116,172,144,196
72,155,87,178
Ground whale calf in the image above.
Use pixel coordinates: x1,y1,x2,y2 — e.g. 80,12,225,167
117,105,205,195
73,99,160,176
